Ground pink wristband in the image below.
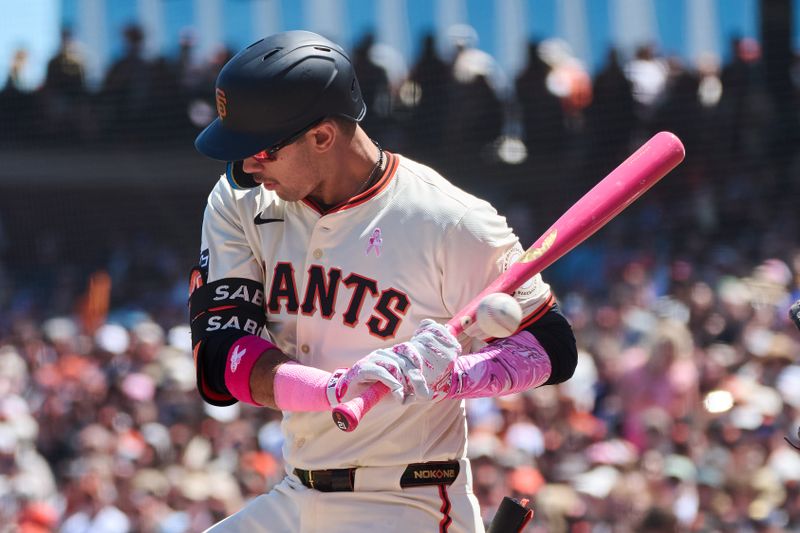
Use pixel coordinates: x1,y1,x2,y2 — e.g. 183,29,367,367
224,336,277,406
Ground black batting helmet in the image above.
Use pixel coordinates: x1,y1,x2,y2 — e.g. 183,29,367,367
195,30,366,162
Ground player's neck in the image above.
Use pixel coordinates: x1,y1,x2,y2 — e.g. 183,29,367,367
309,130,383,209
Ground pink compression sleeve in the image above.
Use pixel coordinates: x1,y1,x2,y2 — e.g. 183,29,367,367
447,331,552,399
273,363,334,412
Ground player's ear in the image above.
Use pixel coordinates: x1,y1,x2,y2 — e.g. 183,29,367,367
308,120,337,153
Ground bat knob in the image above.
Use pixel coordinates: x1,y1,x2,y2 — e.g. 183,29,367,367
332,406,358,432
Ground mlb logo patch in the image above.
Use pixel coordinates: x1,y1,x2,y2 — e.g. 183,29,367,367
199,249,210,278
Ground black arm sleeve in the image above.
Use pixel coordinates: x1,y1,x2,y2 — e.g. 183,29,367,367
189,269,268,406
523,302,577,385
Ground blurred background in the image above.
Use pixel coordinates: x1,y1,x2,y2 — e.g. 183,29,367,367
2,0,800,532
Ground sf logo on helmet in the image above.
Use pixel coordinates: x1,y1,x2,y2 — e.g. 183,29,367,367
215,89,228,119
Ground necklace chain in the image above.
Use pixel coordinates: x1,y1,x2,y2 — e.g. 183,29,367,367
355,142,384,196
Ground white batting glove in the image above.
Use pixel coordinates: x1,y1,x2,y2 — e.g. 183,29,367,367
336,319,461,404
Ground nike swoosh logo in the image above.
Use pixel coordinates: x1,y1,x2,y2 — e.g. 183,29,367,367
254,214,284,225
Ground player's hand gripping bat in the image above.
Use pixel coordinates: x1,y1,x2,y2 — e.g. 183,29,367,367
332,131,686,432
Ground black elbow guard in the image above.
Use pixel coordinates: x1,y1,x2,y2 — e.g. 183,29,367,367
189,267,268,405
523,303,577,385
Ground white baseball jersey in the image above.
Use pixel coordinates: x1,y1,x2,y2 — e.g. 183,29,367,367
200,151,552,470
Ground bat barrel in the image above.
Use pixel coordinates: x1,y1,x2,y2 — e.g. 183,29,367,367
449,131,684,337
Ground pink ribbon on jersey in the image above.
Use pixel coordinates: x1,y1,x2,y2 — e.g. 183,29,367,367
365,228,382,256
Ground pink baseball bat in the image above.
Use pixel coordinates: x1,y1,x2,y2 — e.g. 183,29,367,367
331,131,686,432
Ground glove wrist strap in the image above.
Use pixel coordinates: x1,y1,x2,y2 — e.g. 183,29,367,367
326,368,349,406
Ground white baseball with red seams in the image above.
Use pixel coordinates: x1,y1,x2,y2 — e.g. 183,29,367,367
476,292,523,338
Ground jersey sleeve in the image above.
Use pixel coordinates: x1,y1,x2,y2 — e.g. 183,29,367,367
190,177,269,406
440,200,553,340
200,177,264,284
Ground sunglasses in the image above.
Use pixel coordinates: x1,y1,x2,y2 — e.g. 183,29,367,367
250,118,325,162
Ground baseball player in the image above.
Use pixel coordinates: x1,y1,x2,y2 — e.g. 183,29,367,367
189,30,577,533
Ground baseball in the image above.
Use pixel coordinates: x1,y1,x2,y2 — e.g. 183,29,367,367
476,292,523,338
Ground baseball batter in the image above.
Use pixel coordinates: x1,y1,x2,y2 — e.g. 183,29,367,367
189,31,577,533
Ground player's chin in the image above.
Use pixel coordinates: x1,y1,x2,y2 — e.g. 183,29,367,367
270,188,301,202
259,179,288,195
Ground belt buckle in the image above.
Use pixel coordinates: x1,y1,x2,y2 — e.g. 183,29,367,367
307,470,315,490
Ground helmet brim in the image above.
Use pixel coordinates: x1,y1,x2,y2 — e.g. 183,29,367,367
194,118,281,162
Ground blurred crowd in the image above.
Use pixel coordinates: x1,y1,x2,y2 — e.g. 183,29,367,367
2,22,800,533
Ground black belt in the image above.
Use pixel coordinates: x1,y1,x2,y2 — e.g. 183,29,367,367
294,460,460,492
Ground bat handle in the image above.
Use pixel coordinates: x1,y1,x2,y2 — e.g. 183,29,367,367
331,323,463,432
331,382,391,432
